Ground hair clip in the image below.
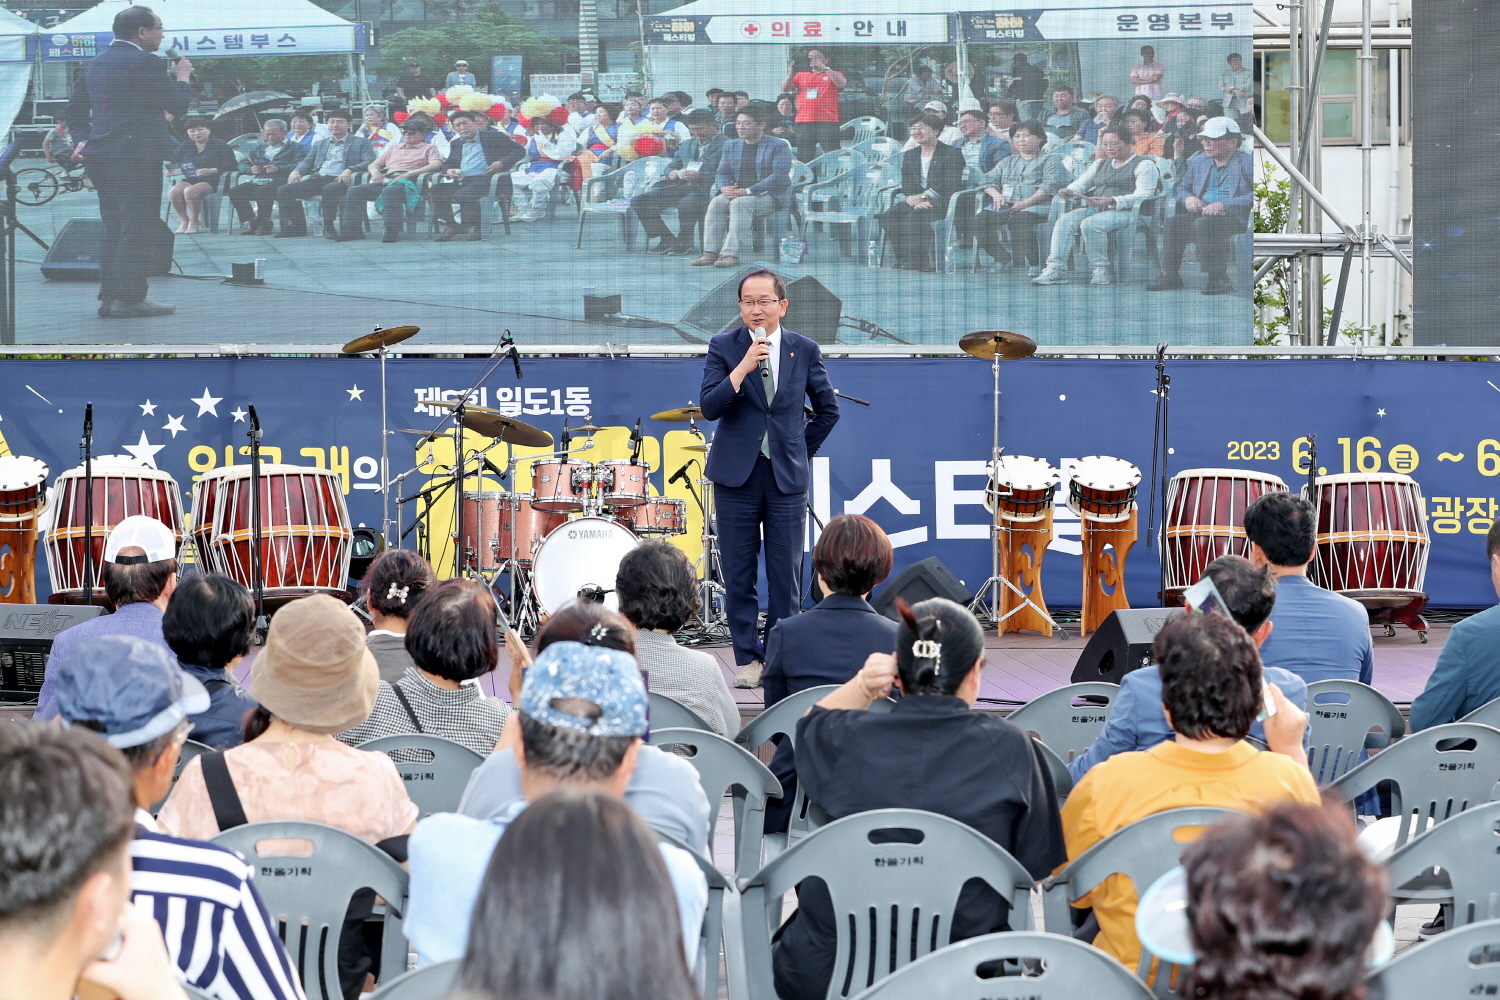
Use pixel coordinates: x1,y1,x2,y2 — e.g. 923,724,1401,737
911,639,942,660
386,583,410,605
582,622,610,646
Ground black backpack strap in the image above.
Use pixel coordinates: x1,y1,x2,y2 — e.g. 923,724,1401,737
202,677,230,695
390,684,424,734
199,751,249,832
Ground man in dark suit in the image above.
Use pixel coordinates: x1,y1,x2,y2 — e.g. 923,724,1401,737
431,109,524,240
65,5,192,318
879,112,967,271
274,109,375,238
630,108,728,256
694,105,793,270
700,269,839,688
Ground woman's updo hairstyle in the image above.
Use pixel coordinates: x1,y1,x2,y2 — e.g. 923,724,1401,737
366,549,435,619
893,597,985,696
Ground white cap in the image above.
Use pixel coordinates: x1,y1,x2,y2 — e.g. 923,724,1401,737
103,515,176,564
1198,116,1242,139
1159,93,1186,106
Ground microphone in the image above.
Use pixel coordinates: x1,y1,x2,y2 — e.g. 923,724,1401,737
509,345,522,379
481,456,506,480
247,403,261,434
83,401,92,439
629,417,642,460
668,461,692,486
754,326,771,383
164,46,182,63
560,417,571,452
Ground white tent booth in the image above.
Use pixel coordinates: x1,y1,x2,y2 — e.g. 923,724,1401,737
0,8,35,139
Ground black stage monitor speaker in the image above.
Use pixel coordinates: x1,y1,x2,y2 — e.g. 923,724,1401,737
677,261,842,345
0,604,105,700
872,557,974,621
41,218,175,281
1071,607,1183,685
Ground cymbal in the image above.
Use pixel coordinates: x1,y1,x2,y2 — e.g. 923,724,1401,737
959,330,1037,361
652,406,706,423
393,428,453,441
571,420,603,435
428,401,554,447
342,325,420,354
680,444,710,453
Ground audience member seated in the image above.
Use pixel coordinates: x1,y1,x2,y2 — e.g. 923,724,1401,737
1060,614,1319,971
632,108,728,256
761,513,896,835
772,597,1066,1000
274,109,375,238
337,578,510,755
1082,95,1120,143
879,112,966,272
1069,554,1310,781
512,116,579,223
162,573,259,750
0,724,188,1000
363,549,434,682
899,100,963,148
285,110,318,149
337,118,444,243
1241,492,1374,685
457,602,711,848
36,515,178,720
695,104,793,270
1043,86,1091,140
53,637,302,1000
1181,804,1386,1000
456,790,700,1000
158,594,415,1000
1150,117,1253,296
1126,94,1158,124
355,105,400,151
434,108,526,238
987,99,1020,139
769,93,797,141
643,97,691,142
167,117,238,234
406,640,708,966
959,109,1012,170
975,121,1067,276
1033,126,1160,287
1411,523,1500,728
1123,108,1165,156
228,119,302,236
616,540,739,736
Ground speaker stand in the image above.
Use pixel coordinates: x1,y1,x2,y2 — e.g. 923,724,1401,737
1080,509,1137,635
995,509,1056,637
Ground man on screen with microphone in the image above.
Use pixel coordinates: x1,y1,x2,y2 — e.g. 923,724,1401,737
700,269,839,689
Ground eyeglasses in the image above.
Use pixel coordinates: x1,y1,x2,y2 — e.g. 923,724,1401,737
739,298,782,308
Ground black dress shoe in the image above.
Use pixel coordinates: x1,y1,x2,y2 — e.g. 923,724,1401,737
334,231,366,242
1148,275,1184,292
382,232,402,243
97,297,113,318
1201,278,1233,296
646,236,674,254
275,229,307,238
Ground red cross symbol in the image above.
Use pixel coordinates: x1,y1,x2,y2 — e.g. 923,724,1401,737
740,20,762,36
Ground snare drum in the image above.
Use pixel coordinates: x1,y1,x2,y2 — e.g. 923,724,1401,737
615,497,688,536
0,456,49,523
530,515,640,615
1163,469,1288,593
600,459,650,508
529,459,593,512
1307,473,1429,593
1067,456,1143,523
985,456,1059,522
191,465,352,596
47,463,184,597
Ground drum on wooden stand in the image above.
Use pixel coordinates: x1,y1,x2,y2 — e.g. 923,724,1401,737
191,465,352,598
1067,456,1142,523
0,457,49,605
1307,473,1429,594
1162,469,1288,600
530,516,639,615
1067,456,1143,635
46,463,185,601
985,456,1059,522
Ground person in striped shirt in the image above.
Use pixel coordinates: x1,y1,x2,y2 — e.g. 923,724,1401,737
53,634,305,1000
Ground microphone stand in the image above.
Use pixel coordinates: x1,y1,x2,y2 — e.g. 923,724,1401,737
247,405,267,640
1146,344,1170,604
81,403,94,605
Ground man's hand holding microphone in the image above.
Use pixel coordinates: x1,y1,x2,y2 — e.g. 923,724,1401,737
729,327,772,392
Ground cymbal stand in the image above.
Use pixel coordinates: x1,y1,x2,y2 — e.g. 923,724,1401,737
378,343,393,545
966,348,1066,637
676,462,728,638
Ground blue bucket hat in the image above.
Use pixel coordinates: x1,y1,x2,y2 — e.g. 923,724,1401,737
54,635,209,749
519,640,647,738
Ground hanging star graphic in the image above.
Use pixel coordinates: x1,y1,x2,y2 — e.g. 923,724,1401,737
122,431,165,469
230,407,248,423
139,399,157,416
162,414,186,438
347,385,365,401
190,387,223,417
1377,408,1387,417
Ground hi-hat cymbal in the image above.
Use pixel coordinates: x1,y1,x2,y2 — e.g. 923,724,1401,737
393,428,453,441
428,401,553,447
959,330,1037,361
342,325,420,354
571,420,603,435
652,406,706,422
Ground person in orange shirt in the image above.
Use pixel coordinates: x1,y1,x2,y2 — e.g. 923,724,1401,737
1058,613,1320,971
1123,109,1165,157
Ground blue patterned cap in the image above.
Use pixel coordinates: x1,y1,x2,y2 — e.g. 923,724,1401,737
520,641,647,737
54,636,209,749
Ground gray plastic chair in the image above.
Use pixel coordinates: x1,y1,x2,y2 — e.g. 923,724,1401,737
853,931,1154,1000
1304,679,1407,784
1386,799,1500,923
650,726,782,877
1364,916,1500,1000
1031,738,1075,802
657,828,749,1000
367,959,460,1000
650,691,715,733
1327,722,1500,850
738,808,1037,1000
213,821,409,1000
1459,696,1500,728
1043,807,1249,996
357,733,484,817
1005,682,1120,762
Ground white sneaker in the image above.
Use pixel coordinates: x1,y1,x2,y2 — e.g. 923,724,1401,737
1032,266,1068,285
1027,266,1043,278
1091,267,1112,285
733,661,765,689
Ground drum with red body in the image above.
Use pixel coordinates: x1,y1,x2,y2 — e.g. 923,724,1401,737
46,463,185,598
600,459,650,508
1162,469,1289,594
611,497,687,536
529,459,593,512
1066,456,1142,523
191,465,351,596
0,456,48,524
1306,473,1429,593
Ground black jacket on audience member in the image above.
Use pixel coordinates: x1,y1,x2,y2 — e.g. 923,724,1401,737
760,592,898,834
771,697,1067,1000
895,140,967,208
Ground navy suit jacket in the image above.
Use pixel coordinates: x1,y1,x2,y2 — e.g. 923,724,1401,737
712,136,794,206
441,129,526,174
700,326,838,494
65,40,190,160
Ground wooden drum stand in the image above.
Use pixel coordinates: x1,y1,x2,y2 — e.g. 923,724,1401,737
996,508,1056,636
0,517,37,604
1080,508,1137,635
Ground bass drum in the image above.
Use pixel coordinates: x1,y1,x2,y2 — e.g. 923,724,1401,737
530,516,639,616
